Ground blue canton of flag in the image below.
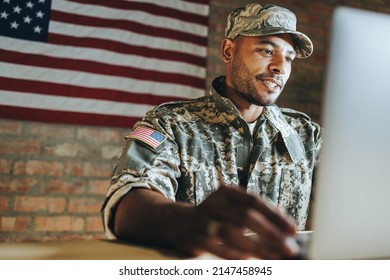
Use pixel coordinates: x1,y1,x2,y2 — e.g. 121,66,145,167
150,131,165,143
0,0,52,42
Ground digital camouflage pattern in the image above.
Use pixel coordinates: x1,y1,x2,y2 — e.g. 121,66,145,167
225,3,313,58
101,76,322,239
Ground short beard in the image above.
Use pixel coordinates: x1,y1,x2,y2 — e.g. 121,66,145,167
231,60,281,106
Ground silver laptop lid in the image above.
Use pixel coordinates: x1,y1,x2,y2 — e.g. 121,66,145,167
309,7,390,259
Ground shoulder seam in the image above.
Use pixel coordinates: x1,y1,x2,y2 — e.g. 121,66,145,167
280,107,311,120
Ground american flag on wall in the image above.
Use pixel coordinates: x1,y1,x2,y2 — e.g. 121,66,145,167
0,0,210,127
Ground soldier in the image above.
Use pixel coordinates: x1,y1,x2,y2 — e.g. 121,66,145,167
101,3,322,259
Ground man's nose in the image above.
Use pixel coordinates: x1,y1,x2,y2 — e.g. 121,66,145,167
269,56,287,74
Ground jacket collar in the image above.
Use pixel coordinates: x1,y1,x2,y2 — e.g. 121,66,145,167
263,106,305,163
210,76,305,163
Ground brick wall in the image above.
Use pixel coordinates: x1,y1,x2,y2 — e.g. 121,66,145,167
1,0,389,242
0,120,128,241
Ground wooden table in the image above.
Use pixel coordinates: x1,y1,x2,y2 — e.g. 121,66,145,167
0,239,182,260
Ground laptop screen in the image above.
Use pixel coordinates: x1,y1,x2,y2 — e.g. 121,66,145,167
308,6,390,260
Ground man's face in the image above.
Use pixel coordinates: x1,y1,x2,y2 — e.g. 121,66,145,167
227,34,296,106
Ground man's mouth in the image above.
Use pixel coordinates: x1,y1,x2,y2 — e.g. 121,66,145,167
260,79,281,91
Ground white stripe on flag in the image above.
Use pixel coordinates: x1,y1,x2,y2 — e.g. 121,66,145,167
1,62,205,98
1,37,205,78
0,91,154,117
52,0,208,37
49,20,207,57
124,0,210,16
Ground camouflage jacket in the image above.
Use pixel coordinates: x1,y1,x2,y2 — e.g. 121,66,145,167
102,76,323,238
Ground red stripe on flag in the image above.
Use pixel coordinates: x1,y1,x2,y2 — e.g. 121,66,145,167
48,34,207,67
183,0,211,5
0,105,140,128
68,0,209,26
51,10,208,47
0,77,188,105
1,49,205,89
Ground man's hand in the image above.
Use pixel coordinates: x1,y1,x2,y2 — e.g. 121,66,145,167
114,185,300,260
173,185,300,259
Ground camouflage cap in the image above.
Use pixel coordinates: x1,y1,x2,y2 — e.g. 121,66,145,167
225,3,313,58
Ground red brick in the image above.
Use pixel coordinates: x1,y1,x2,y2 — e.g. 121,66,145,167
295,11,322,26
310,3,333,16
34,216,84,232
0,196,9,211
76,127,122,144
88,179,110,195
0,140,41,155
42,179,88,194
29,123,75,140
14,196,66,213
0,120,22,135
43,143,86,157
0,216,31,232
370,0,385,4
101,145,121,160
68,198,103,213
0,159,11,174
378,6,390,14
13,160,63,176
0,177,38,193
65,161,110,177
47,198,67,213
312,54,328,65
13,196,44,212
85,216,104,232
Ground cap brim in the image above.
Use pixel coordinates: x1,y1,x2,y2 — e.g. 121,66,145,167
238,27,313,58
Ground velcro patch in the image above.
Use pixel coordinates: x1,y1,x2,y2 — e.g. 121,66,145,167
127,126,166,149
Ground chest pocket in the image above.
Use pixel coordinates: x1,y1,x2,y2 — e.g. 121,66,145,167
249,160,312,230
279,164,312,230
279,168,302,215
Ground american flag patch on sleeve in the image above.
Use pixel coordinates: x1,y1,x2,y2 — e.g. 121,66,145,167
127,126,167,149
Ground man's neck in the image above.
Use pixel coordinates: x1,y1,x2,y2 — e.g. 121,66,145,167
223,87,264,123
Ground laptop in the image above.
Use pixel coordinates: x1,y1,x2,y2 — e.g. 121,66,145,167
303,6,390,260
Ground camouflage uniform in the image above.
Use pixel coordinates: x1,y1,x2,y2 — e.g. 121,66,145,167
102,76,322,239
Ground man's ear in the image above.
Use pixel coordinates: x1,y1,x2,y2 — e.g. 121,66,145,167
221,38,235,63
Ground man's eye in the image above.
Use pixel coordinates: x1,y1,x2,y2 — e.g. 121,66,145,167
258,49,274,56
286,56,295,63
263,49,273,56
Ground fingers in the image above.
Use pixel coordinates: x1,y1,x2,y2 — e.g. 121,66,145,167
193,223,255,260
243,208,300,256
199,185,296,234
193,185,300,259
198,223,290,260
219,224,281,259
219,185,296,234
